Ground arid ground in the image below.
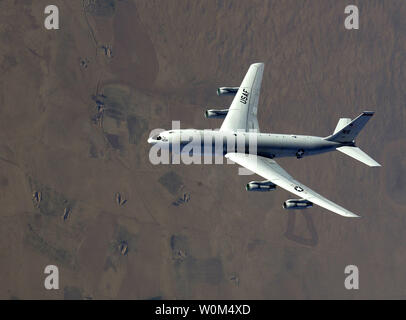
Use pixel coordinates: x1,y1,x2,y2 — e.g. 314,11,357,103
0,0,405,299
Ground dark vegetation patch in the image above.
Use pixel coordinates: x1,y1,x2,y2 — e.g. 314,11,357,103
24,224,74,268
27,176,75,217
64,286,83,300
159,171,183,196
84,0,116,17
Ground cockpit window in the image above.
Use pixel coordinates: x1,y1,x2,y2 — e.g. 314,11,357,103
156,135,162,140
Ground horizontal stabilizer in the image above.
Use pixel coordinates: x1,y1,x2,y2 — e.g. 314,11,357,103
337,146,381,167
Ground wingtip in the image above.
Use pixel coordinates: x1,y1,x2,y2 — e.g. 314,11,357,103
251,62,265,68
362,111,375,116
346,211,361,218
341,209,360,218
368,160,381,167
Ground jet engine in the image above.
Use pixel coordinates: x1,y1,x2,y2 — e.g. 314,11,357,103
283,199,313,210
205,109,229,119
217,87,239,96
246,180,276,192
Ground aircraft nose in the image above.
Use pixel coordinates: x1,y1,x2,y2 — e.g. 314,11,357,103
147,137,155,144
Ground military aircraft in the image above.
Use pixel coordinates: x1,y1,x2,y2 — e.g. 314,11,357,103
148,63,381,217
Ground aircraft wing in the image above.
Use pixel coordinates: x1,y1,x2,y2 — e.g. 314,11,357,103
225,153,359,217
220,63,264,132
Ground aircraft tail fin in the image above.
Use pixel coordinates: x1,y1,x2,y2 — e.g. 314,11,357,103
325,111,375,143
333,118,352,134
336,146,381,167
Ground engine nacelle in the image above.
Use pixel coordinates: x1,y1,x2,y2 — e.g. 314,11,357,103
217,87,239,96
283,199,313,210
246,180,276,192
205,109,229,119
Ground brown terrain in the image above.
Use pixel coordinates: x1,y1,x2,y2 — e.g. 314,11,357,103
0,0,405,299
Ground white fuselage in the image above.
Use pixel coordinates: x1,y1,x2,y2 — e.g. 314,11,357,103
148,129,347,159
